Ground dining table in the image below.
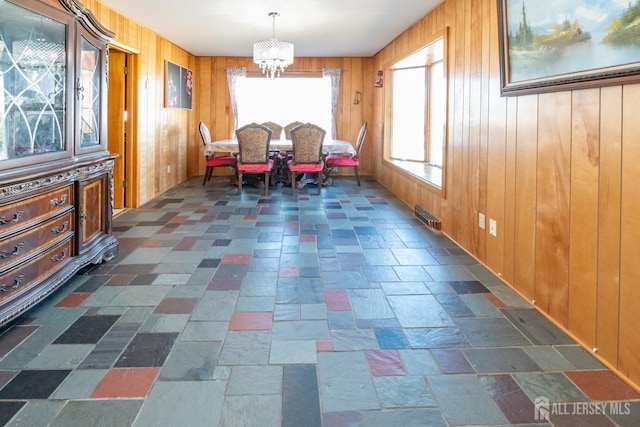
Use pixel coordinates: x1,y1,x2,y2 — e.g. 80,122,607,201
202,138,357,188
201,138,357,157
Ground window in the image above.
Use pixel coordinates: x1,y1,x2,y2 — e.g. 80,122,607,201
236,76,332,135
388,36,446,190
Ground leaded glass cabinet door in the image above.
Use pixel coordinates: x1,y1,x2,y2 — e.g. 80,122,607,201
76,33,105,152
0,0,69,167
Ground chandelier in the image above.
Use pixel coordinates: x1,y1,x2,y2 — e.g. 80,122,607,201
253,12,294,78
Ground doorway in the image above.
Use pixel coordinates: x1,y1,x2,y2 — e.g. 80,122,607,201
107,44,138,212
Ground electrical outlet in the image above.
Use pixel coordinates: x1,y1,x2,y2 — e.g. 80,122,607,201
478,213,485,229
167,165,171,173
489,219,497,237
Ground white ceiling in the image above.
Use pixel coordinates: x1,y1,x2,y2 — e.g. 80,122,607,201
98,0,442,57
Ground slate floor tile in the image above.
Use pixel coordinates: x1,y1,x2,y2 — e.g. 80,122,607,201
427,374,508,425
270,340,317,364
219,395,281,427
565,370,640,401
51,368,107,399
430,348,475,374
360,408,447,427
366,349,406,376
26,344,94,369
374,328,409,349
228,312,273,331
159,341,221,381
447,280,489,294
479,374,539,424
115,332,178,367
373,376,436,408
0,401,26,425
331,329,378,351
513,372,589,403
51,399,144,427
0,370,17,389
502,308,574,345
463,347,542,373
227,365,282,395
53,315,119,344
218,331,271,365
317,352,379,412
324,289,352,311
405,327,469,349
91,367,160,398
0,325,39,358
55,293,91,308
454,317,531,347
435,293,475,317
388,295,454,328
555,345,605,369
0,369,71,399
282,364,321,427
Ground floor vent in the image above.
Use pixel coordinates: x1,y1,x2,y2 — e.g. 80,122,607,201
415,205,441,231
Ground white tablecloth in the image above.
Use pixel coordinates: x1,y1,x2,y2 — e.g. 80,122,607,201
202,138,356,157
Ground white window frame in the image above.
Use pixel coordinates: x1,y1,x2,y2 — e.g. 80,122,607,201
385,32,448,195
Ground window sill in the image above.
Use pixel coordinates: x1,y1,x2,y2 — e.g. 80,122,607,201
386,159,444,197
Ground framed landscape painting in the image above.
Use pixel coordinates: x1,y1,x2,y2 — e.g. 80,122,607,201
497,0,640,95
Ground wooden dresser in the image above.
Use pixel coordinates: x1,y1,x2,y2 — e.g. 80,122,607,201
0,0,117,326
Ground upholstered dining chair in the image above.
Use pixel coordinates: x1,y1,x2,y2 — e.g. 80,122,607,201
261,122,283,139
325,122,367,186
261,121,285,169
284,121,303,139
200,121,236,186
235,123,274,192
288,123,326,195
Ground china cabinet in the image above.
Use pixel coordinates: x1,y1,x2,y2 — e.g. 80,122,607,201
0,0,117,326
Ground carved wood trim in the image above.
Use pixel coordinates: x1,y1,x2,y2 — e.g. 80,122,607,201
58,0,115,42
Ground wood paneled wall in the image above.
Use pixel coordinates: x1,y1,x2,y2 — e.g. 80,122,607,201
82,0,196,207
370,0,640,389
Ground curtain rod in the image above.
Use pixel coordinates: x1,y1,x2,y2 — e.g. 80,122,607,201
247,67,349,74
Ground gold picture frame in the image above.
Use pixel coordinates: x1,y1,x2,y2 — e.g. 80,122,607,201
497,0,640,96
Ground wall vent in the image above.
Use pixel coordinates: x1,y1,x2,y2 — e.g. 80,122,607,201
415,205,441,231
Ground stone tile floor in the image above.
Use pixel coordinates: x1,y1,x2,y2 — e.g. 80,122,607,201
0,176,639,426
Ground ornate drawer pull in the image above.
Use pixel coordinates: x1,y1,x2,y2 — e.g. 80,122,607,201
0,242,25,258
0,210,24,225
51,248,68,262
51,221,69,234
50,195,68,207
0,274,25,292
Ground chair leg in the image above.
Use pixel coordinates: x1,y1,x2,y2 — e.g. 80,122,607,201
237,172,243,192
291,171,296,192
203,166,212,185
317,172,322,195
264,172,269,193
354,166,360,186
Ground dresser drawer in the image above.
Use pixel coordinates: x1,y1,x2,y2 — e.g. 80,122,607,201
0,237,73,303
0,211,74,271
0,185,73,236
